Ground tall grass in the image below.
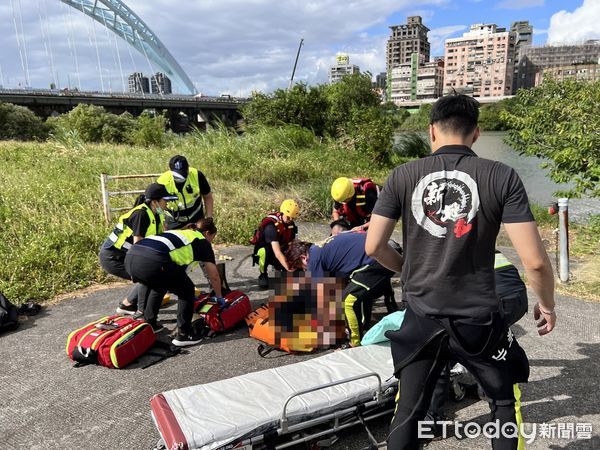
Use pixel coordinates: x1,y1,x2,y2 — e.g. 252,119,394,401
0,124,394,303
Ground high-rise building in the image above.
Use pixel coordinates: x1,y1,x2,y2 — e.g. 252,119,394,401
328,55,360,84
516,41,600,89
374,72,387,89
510,21,533,93
387,16,430,71
151,72,172,94
389,55,444,103
128,72,149,93
443,24,516,97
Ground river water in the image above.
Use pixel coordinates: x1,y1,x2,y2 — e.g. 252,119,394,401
472,132,599,220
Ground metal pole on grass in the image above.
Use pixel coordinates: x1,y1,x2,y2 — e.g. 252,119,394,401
558,198,570,283
100,173,110,224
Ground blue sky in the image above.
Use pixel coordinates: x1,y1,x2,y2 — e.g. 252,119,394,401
0,0,597,95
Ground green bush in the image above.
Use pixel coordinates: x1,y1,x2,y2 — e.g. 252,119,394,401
398,104,432,131
46,104,168,147
242,73,394,162
393,132,429,158
128,112,170,148
0,102,49,141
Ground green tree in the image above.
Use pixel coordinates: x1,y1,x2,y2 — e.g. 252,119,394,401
242,83,329,136
48,104,107,142
241,73,395,163
399,104,432,131
501,79,600,198
323,72,380,135
0,102,49,141
128,112,169,148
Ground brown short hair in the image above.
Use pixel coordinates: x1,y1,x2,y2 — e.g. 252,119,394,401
285,240,313,271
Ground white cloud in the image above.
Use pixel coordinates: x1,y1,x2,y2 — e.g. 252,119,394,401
547,0,600,45
496,0,544,9
0,0,452,95
428,25,468,56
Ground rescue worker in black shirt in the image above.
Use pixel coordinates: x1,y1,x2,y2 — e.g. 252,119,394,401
157,155,213,229
99,183,177,314
426,250,529,432
366,94,556,450
124,218,222,347
250,199,300,289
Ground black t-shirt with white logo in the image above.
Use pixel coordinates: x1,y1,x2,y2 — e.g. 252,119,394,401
373,145,534,322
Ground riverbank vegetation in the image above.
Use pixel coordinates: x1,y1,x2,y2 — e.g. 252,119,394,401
0,77,598,303
0,125,404,303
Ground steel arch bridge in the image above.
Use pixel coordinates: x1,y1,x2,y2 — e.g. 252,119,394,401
60,0,197,94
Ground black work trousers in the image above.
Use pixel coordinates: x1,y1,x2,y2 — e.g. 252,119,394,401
98,245,140,304
124,246,196,334
387,305,528,450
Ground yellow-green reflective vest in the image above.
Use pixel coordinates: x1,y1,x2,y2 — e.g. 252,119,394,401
142,229,206,267
157,168,203,222
494,252,514,270
108,204,163,251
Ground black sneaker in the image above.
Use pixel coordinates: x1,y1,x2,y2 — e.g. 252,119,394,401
116,301,137,315
172,332,204,347
148,321,165,333
258,273,269,289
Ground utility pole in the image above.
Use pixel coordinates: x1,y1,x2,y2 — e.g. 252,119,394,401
288,38,304,91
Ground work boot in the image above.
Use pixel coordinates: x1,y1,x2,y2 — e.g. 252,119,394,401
258,273,269,289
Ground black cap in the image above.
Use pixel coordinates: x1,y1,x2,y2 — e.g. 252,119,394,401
145,183,178,201
168,155,189,179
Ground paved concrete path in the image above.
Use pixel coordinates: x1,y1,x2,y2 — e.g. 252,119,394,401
0,224,598,449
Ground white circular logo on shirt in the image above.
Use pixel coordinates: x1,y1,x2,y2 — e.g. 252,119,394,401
411,170,480,238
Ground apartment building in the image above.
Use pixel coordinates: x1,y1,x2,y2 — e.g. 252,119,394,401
387,16,430,71
127,72,149,94
536,63,600,84
510,21,533,92
444,24,516,97
151,72,172,94
329,55,360,84
516,41,600,89
389,54,444,103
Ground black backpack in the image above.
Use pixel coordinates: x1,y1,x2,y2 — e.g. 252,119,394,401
0,292,19,333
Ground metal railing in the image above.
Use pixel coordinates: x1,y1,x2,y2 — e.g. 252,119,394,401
100,173,160,223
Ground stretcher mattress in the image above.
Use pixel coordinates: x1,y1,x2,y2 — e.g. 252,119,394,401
150,343,394,450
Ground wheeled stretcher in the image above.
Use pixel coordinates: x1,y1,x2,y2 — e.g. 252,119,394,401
150,343,396,450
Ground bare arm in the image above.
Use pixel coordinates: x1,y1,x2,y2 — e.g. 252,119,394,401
271,241,291,271
133,235,143,244
351,220,370,232
504,221,556,335
331,207,340,221
365,214,403,273
203,192,214,218
204,262,223,298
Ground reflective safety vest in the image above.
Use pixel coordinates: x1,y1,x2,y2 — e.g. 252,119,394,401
494,251,526,298
494,251,514,270
157,168,203,223
138,229,207,267
335,178,379,227
107,204,163,251
250,212,296,248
